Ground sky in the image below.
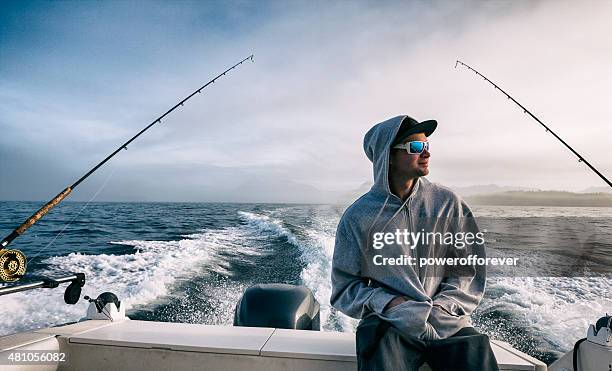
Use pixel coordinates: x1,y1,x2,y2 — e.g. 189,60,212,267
1,0,611,203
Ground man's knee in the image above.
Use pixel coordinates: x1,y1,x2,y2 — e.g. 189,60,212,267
356,315,391,358
452,326,480,337
470,332,493,348
361,329,425,371
357,317,425,370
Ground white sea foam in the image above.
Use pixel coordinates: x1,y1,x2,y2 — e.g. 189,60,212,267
479,276,612,353
268,207,358,332
182,227,268,276
299,227,359,332
0,211,297,336
238,211,299,245
0,228,246,336
237,209,357,331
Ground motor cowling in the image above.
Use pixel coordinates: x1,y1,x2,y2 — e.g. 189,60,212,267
234,284,320,330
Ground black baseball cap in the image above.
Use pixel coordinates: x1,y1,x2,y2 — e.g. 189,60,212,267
393,116,437,146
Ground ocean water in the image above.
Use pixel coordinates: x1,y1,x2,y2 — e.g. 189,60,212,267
1,201,611,365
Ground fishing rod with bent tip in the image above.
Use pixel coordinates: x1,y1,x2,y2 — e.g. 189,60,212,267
455,60,612,189
0,54,255,283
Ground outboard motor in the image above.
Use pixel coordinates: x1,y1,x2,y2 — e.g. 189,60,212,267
234,284,320,330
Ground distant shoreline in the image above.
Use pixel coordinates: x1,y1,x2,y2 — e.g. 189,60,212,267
465,191,612,207
2,190,612,207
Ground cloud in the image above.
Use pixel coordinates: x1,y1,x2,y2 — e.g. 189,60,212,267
1,0,611,202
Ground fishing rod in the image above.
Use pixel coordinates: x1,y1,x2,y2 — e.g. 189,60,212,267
455,60,612,189
0,54,255,282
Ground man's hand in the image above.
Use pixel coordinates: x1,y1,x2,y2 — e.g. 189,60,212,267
383,296,407,312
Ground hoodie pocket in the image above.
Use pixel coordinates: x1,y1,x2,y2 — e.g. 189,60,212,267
379,300,433,340
382,300,410,315
433,299,466,317
429,299,470,339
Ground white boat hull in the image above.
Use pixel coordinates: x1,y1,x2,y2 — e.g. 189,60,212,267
1,319,547,371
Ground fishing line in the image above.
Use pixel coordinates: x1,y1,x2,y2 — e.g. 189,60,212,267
28,167,117,263
100,304,112,320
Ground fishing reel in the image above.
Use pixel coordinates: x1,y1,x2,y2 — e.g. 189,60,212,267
0,249,27,282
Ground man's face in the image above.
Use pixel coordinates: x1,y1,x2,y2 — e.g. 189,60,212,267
389,132,430,178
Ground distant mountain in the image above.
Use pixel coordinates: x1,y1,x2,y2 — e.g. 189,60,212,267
335,182,612,207
337,181,372,204
340,182,541,204
449,184,538,197
581,186,612,194
230,178,332,204
466,190,612,207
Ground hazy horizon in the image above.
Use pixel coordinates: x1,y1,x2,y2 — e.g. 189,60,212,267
2,182,610,205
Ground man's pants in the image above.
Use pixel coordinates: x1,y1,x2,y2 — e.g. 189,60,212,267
356,314,500,371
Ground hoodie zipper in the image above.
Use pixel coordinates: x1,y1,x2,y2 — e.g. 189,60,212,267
407,197,412,231
404,197,412,255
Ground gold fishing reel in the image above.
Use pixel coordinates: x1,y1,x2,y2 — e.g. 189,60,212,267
0,249,27,282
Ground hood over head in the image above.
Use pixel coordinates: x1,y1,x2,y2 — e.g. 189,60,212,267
363,115,412,197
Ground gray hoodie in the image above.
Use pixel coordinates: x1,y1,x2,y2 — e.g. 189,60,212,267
330,115,486,340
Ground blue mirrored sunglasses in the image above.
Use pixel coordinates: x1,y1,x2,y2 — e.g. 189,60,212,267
393,141,430,154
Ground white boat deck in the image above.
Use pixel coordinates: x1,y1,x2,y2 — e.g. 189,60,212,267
1,319,547,371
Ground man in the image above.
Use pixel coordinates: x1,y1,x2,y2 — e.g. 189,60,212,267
330,115,499,371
